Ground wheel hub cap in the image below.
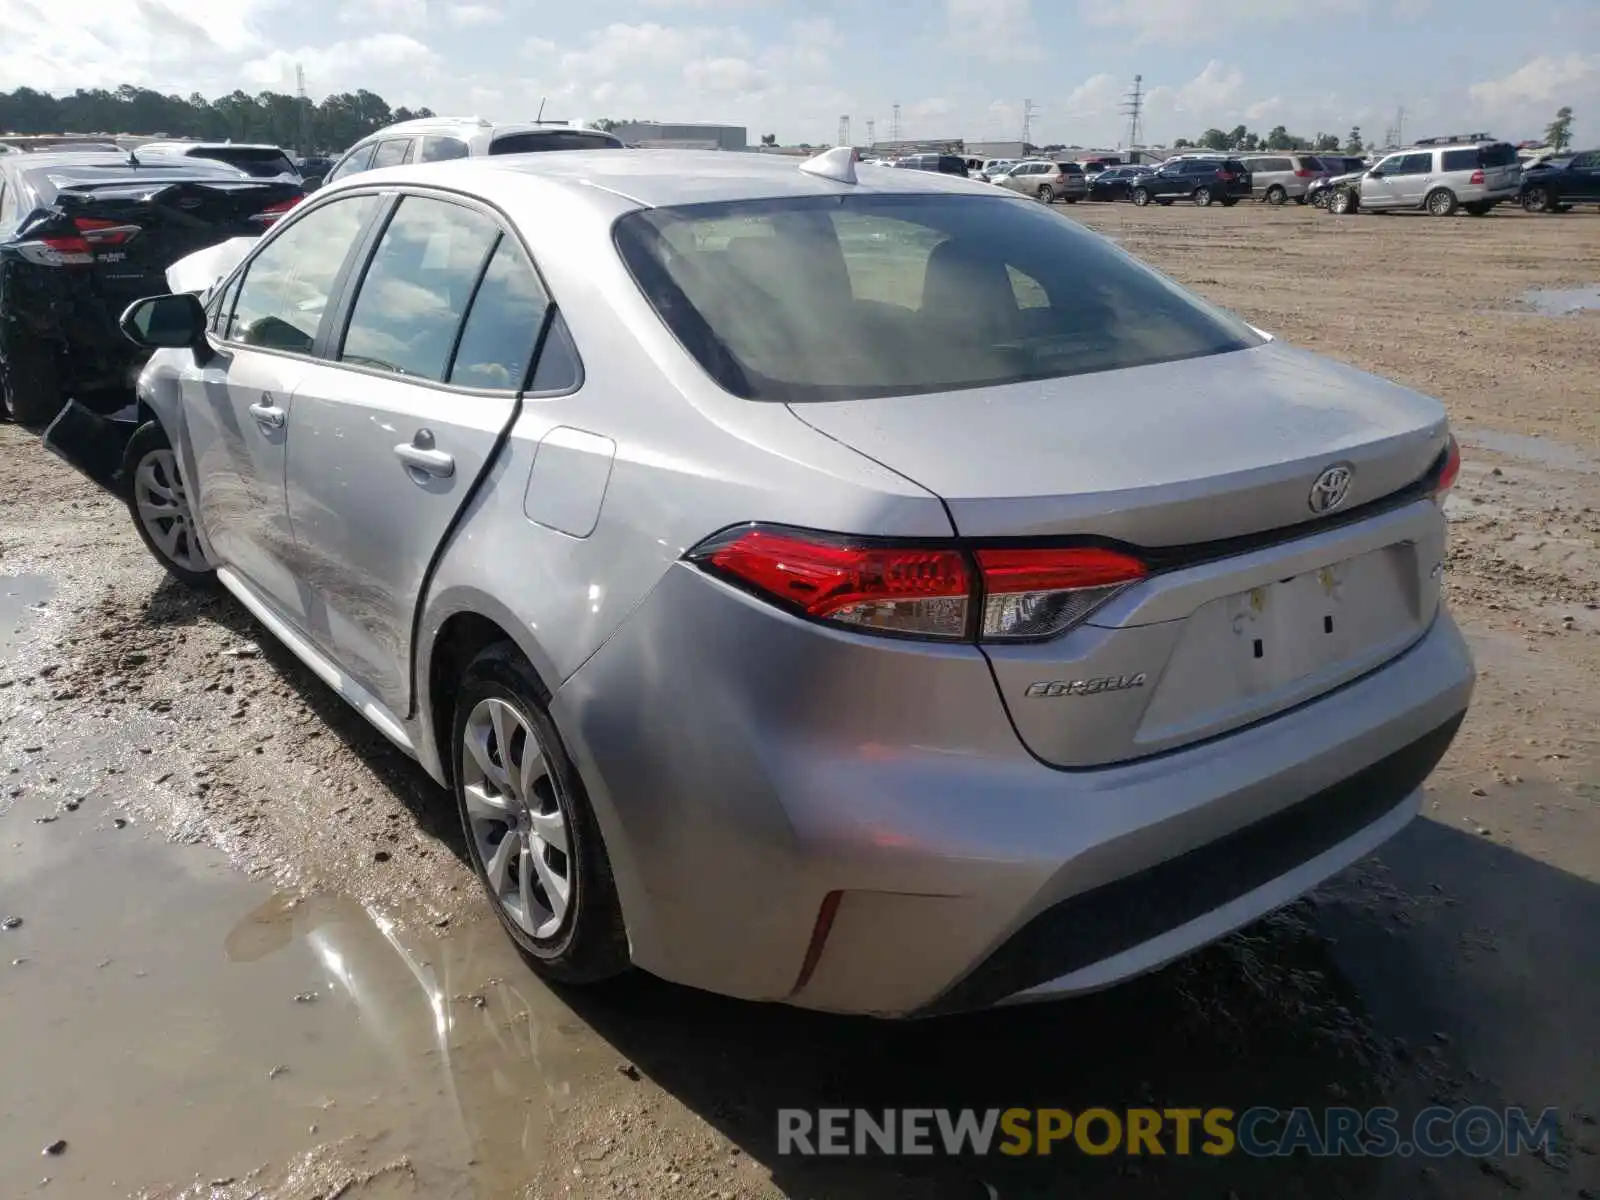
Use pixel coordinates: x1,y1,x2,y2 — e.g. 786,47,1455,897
461,697,572,938
134,448,207,572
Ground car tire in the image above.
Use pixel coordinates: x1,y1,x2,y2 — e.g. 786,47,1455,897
452,642,630,985
124,421,217,590
0,332,64,429
1265,185,1288,205
1463,202,1492,216
1426,188,1457,217
1329,188,1357,215
1521,186,1553,213
1193,187,1213,207
1063,197,1078,204
1310,189,1332,209
1132,188,1151,206
1220,197,1239,207
1036,186,1053,204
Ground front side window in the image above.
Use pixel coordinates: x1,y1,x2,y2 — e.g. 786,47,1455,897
226,194,381,352
327,143,378,182
1391,153,1433,176
615,194,1262,403
371,139,413,169
339,196,500,381
1571,152,1599,170
448,236,551,389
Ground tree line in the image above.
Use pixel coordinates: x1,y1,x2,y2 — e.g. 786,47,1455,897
1174,108,1577,157
0,85,435,155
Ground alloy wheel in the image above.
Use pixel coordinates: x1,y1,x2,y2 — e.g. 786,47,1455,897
461,696,573,939
1522,187,1549,213
133,449,207,573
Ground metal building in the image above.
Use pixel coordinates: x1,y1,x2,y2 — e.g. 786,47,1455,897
612,122,747,151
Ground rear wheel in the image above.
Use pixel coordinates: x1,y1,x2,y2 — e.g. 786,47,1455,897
1329,188,1357,215
125,422,216,590
1265,185,1287,205
1063,196,1078,204
1193,187,1214,207
1464,202,1493,216
1521,186,1553,213
1035,186,1053,204
0,332,63,429
1426,188,1457,217
1132,187,1151,207
452,643,629,984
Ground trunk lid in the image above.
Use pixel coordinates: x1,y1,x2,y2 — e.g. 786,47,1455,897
787,341,1447,546
789,340,1452,767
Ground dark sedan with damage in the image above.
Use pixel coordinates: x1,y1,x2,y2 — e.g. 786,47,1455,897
0,150,302,426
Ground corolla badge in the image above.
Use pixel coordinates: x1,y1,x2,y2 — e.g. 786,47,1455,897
1025,674,1147,698
1308,464,1354,514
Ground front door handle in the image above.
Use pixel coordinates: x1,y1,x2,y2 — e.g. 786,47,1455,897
394,431,455,479
248,400,286,430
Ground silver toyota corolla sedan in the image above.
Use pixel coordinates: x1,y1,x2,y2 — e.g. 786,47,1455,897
114,147,1474,1017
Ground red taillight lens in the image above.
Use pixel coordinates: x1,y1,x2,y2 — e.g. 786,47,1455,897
252,197,302,224
1294,168,1317,178
697,527,971,639
72,216,141,245
692,527,1149,642
976,547,1147,640
1433,435,1461,502
1470,170,1485,185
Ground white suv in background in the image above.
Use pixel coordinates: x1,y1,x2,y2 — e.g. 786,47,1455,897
314,117,623,187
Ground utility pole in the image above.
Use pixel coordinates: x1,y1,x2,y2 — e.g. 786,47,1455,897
865,117,875,146
1022,98,1037,147
1121,74,1144,149
295,63,310,157
838,115,850,148
890,103,901,143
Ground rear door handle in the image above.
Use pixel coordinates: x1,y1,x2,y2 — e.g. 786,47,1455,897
248,400,286,430
394,442,455,478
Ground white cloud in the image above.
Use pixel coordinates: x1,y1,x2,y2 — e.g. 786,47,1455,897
1469,54,1599,110
446,3,504,26
245,34,438,95
340,0,426,29
684,57,771,95
947,0,1043,62
1080,0,1376,42
1244,96,1281,121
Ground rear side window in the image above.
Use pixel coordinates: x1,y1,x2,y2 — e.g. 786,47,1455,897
225,194,381,351
614,194,1262,403
420,136,471,162
371,139,413,169
340,196,500,381
529,311,583,393
448,236,551,389
489,131,621,154
1441,149,1477,172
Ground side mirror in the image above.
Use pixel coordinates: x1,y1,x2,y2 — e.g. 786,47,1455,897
301,175,324,192
1367,168,1383,178
120,293,214,365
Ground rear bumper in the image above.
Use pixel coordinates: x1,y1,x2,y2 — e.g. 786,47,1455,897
555,567,1473,1016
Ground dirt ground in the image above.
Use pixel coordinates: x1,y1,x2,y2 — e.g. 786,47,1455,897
2,201,1597,1200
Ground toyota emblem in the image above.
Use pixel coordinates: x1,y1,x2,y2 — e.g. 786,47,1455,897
1308,464,1354,514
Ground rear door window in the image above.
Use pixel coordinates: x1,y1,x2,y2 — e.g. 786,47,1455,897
339,195,501,381
225,194,381,352
1441,149,1477,172
420,135,471,162
447,236,551,390
1477,143,1519,168
614,194,1261,402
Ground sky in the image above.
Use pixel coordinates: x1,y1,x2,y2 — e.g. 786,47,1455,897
3,0,1597,149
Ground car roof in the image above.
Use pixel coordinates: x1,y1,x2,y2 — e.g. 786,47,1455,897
342,148,1000,209
139,141,287,152
364,117,615,140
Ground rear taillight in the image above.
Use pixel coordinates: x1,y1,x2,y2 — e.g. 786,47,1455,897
251,197,302,224
1294,168,1317,178
1217,169,1237,180
1469,170,1485,185
976,547,1147,640
691,526,1148,642
1433,435,1461,502
72,216,141,246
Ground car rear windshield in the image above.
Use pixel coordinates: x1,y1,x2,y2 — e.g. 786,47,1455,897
198,147,296,177
1475,143,1519,168
1056,162,1084,173
613,194,1262,403
489,131,621,154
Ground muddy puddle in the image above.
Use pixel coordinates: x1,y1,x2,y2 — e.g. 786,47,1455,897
0,575,55,657
0,811,611,1199
1518,284,1600,317
1458,428,1599,474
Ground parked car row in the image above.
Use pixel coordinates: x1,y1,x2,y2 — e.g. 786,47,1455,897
23,142,1475,1017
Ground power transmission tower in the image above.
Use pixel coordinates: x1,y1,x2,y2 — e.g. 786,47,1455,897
838,115,850,147
865,117,875,146
1022,99,1037,147
890,103,901,143
295,63,310,157
1121,74,1144,149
